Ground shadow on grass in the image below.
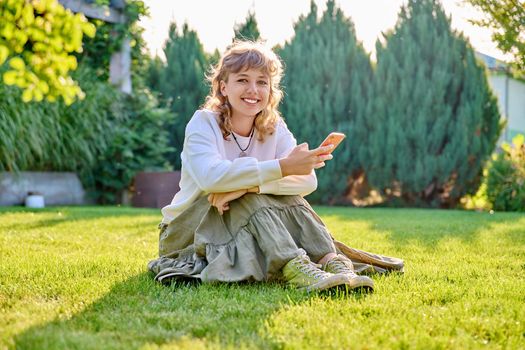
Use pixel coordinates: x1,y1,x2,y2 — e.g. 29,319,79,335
14,271,372,349
8,205,393,348
16,272,362,349
315,206,525,248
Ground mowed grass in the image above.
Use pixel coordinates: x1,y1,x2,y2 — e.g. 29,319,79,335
0,206,524,349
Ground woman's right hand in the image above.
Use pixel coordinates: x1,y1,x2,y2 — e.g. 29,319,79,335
279,143,334,177
208,189,248,215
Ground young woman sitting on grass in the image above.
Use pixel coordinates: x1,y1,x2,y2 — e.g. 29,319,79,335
148,41,403,292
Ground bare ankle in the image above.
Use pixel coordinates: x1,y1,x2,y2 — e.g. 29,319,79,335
317,252,337,266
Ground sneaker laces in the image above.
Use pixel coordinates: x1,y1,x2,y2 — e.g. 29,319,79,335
326,256,357,276
292,256,328,280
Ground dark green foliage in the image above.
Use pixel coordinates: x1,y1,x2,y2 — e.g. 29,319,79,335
145,55,164,94
150,22,209,169
0,0,171,204
0,64,173,204
280,0,373,204
486,135,525,211
77,19,113,80
234,11,261,42
74,1,171,203
86,89,174,204
78,0,148,87
207,48,221,69
128,20,152,90
362,0,501,207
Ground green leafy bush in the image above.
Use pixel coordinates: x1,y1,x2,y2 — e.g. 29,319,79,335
1,64,173,204
486,134,525,211
0,0,96,104
0,0,171,204
85,89,174,204
460,175,491,211
78,0,148,88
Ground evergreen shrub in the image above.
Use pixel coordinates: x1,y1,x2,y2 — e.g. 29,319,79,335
486,135,525,211
146,22,209,169
280,0,373,204
234,11,261,42
363,0,501,207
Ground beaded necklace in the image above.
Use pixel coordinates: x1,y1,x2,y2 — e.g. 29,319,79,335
231,127,255,157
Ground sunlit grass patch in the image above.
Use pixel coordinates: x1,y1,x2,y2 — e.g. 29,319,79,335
1,206,524,349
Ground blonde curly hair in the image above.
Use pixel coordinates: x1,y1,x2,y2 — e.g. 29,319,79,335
203,40,284,141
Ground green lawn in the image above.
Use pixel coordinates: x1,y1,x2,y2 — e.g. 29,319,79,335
1,206,524,349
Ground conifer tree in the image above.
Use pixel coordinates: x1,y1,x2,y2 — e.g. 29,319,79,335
280,0,373,203
145,55,164,93
158,22,209,169
207,48,221,68
234,11,261,42
363,0,501,207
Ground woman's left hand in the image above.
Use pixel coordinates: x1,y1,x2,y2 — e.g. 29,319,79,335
208,189,248,215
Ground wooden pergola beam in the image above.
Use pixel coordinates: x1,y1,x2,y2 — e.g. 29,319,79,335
58,0,125,24
58,0,132,93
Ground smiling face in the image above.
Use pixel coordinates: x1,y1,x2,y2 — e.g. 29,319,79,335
220,68,270,121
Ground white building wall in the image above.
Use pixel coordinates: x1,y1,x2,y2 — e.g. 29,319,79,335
486,74,525,142
507,79,525,135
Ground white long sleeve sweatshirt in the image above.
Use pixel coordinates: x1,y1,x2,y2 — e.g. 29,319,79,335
161,109,317,224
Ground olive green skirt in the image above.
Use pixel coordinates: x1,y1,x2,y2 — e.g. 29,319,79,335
148,194,404,284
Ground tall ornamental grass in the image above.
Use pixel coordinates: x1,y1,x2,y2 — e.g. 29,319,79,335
0,66,123,173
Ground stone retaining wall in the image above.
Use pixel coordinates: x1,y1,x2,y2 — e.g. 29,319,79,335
0,172,86,206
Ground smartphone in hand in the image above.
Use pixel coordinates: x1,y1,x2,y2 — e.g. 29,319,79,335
319,132,346,154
